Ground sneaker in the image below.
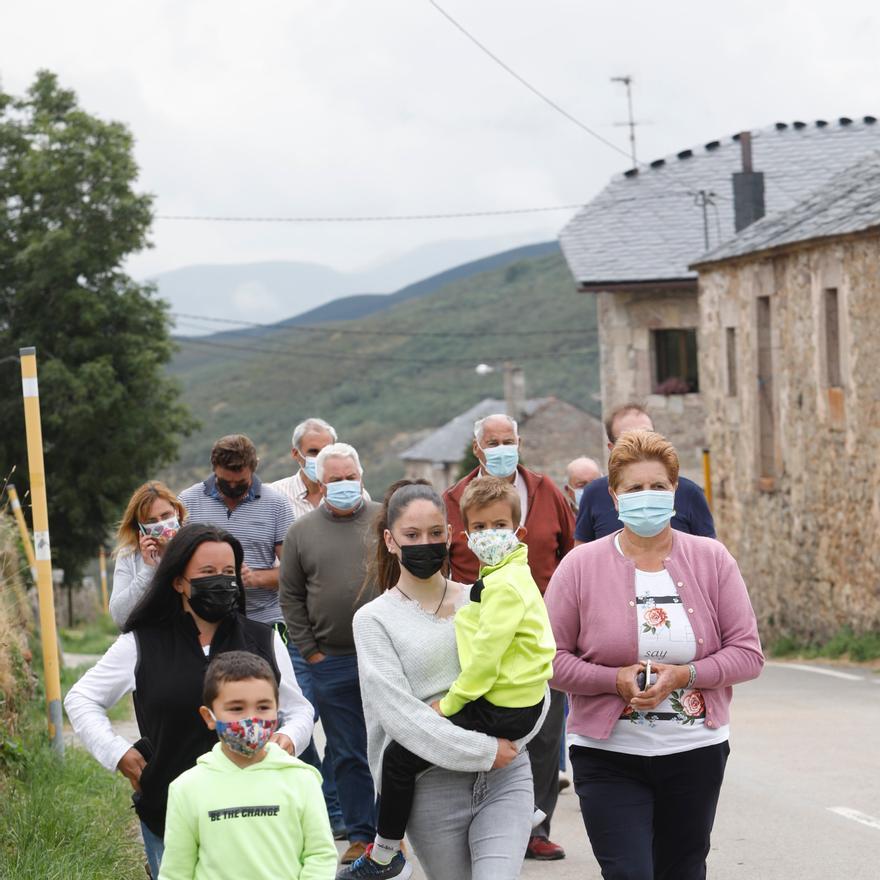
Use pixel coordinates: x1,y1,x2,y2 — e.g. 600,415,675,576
336,844,413,879
340,841,369,864
525,836,566,860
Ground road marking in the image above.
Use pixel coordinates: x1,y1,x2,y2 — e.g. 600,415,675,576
767,662,863,681
828,807,880,831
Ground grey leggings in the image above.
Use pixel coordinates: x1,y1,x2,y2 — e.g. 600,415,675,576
406,750,533,880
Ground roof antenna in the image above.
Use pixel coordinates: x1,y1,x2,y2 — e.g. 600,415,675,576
611,75,639,168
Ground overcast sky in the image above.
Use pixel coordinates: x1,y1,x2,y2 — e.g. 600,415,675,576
4,0,879,281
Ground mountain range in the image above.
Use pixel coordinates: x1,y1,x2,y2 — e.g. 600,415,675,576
162,241,599,496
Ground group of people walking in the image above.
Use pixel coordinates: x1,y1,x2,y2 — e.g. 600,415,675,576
65,404,763,880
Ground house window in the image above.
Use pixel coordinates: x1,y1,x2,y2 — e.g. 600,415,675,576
725,327,738,396
756,296,775,481
652,329,699,394
824,288,842,387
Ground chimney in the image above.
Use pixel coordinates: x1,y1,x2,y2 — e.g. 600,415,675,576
503,363,526,422
732,131,765,231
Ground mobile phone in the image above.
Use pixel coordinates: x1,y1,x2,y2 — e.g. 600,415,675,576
636,661,654,691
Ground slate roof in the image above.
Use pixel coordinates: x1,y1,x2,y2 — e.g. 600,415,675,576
559,117,880,286
692,151,880,264
400,397,549,464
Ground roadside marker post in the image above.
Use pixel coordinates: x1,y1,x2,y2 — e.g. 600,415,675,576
702,448,713,510
98,547,109,614
19,346,65,756
7,483,37,581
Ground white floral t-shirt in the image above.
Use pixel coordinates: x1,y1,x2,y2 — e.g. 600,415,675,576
568,535,730,756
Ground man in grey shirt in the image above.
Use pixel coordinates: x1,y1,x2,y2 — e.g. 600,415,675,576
179,434,294,626
280,442,379,866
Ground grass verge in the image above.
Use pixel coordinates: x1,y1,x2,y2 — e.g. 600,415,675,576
0,706,144,879
59,613,119,656
770,626,880,663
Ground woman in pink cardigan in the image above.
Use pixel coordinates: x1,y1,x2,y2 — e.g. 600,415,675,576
545,430,763,880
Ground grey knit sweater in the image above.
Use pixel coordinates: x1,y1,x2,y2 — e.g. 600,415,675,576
352,590,548,788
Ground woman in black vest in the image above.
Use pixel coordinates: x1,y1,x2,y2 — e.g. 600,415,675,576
65,523,314,877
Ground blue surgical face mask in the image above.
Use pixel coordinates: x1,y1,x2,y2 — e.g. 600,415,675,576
572,487,584,509
301,456,318,482
616,489,675,537
479,443,519,478
325,479,362,511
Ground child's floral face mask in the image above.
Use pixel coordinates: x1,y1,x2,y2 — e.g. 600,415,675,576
209,711,278,757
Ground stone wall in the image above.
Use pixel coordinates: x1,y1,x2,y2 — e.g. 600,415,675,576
519,398,606,488
596,287,707,483
698,235,880,641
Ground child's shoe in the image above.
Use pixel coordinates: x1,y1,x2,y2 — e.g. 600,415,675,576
336,844,413,880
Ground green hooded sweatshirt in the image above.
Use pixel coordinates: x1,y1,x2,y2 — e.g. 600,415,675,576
439,543,556,717
159,742,337,880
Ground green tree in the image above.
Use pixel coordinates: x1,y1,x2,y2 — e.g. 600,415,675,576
0,71,194,579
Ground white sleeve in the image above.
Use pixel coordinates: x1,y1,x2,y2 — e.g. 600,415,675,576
273,631,315,757
63,633,138,772
108,552,155,628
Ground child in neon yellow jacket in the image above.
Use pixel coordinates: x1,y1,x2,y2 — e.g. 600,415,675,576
339,477,554,880
159,651,337,880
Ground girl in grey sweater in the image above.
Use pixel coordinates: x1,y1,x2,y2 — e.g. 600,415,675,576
349,481,545,880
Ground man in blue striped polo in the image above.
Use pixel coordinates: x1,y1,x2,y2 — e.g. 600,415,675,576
179,434,295,629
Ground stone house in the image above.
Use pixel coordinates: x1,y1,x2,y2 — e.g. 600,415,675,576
691,152,880,641
559,117,880,483
400,396,605,492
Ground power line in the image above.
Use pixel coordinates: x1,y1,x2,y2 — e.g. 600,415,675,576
427,1,632,162
170,311,598,339
174,327,597,366
156,203,588,223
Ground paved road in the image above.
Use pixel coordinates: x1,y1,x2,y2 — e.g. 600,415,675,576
355,662,880,879
66,656,880,878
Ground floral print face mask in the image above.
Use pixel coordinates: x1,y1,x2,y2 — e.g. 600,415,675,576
137,515,180,541
209,712,278,757
466,529,520,567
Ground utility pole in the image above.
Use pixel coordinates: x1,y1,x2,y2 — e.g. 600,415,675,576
19,346,64,756
611,75,638,168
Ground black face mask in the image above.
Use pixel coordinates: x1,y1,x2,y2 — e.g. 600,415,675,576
399,542,448,580
216,477,249,500
186,574,240,622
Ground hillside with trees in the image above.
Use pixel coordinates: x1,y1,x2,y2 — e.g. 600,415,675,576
165,250,599,495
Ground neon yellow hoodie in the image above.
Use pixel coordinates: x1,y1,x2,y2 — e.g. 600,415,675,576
159,742,337,880
439,543,556,717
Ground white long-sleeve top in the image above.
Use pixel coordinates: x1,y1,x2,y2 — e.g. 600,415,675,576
64,630,314,773
353,590,548,788
109,550,155,628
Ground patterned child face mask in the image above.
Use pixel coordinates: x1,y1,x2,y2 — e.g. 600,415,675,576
466,529,520,567
209,711,278,757
137,515,180,541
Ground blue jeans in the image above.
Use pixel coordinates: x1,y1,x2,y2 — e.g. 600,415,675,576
140,821,164,878
286,641,344,828
309,653,376,842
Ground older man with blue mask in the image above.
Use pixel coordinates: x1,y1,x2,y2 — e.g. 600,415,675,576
443,413,575,862
279,442,380,866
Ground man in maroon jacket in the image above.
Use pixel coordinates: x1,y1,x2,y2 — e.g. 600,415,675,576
443,413,574,861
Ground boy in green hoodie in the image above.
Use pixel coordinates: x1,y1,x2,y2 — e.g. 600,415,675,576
339,477,555,880
159,651,338,880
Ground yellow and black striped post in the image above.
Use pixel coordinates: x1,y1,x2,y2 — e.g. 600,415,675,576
19,346,64,755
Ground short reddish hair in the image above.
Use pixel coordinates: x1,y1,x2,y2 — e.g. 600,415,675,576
608,430,679,491
459,477,521,530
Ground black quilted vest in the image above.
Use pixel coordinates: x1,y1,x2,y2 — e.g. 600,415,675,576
132,608,279,836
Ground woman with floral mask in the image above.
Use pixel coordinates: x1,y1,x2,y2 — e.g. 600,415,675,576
109,481,187,627
65,523,314,879
347,480,546,880
545,431,764,880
